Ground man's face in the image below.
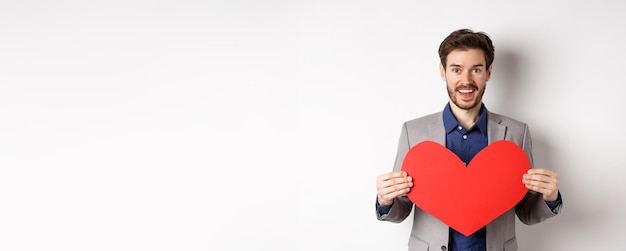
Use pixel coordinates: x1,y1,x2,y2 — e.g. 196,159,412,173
440,48,492,111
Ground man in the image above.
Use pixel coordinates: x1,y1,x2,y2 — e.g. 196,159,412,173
375,29,562,251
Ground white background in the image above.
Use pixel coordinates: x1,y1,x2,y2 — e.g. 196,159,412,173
1,1,624,250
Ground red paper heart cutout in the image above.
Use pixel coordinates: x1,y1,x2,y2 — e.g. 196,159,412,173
401,140,529,236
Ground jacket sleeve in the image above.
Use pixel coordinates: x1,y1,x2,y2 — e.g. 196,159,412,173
376,122,415,223
515,124,562,224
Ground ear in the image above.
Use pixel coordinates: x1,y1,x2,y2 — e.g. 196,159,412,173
485,65,492,82
439,63,446,81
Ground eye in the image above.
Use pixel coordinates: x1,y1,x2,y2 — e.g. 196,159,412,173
472,68,482,73
451,68,461,73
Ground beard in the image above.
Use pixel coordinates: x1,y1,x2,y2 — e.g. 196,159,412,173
447,83,486,110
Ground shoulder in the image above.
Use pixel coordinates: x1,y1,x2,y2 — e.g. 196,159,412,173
487,112,528,137
488,111,529,131
400,112,443,140
399,111,444,145
404,112,442,128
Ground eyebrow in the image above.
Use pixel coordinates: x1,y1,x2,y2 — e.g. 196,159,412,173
448,64,485,68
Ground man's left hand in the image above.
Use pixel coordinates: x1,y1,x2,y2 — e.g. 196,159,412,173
522,168,559,202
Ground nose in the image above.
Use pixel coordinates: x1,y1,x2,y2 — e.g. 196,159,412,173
461,71,473,84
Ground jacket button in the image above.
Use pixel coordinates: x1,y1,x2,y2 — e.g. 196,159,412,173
441,246,447,251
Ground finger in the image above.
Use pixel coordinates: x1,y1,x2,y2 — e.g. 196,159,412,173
377,177,413,191
377,173,412,188
379,184,412,201
523,174,553,184
525,183,557,197
523,178,558,194
524,179,554,190
384,188,410,200
376,171,407,183
380,183,412,196
525,183,547,194
524,169,559,183
378,175,413,191
527,168,557,177
523,174,556,186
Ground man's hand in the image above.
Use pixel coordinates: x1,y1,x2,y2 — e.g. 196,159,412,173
376,171,413,206
522,168,559,202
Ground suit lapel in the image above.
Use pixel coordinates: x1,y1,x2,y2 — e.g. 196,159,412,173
487,111,506,144
429,112,446,146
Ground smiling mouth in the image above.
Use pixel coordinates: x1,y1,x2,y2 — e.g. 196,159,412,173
456,89,477,100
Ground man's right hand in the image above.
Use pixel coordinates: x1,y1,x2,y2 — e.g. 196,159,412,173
376,171,413,206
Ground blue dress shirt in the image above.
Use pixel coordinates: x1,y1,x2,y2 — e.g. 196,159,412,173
443,103,488,251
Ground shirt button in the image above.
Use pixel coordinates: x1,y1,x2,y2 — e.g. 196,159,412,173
462,135,468,140
457,126,463,130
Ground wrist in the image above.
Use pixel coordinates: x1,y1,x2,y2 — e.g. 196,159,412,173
544,191,559,202
377,196,393,207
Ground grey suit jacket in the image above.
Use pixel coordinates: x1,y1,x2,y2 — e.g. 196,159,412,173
377,111,561,251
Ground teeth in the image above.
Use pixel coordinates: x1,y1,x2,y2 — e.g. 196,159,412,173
458,89,474,93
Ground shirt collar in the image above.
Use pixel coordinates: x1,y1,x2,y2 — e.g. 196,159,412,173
442,103,488,135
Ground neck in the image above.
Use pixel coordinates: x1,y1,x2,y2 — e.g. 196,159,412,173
449,102,482,129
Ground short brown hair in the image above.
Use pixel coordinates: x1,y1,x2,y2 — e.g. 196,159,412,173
438,29,495,69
